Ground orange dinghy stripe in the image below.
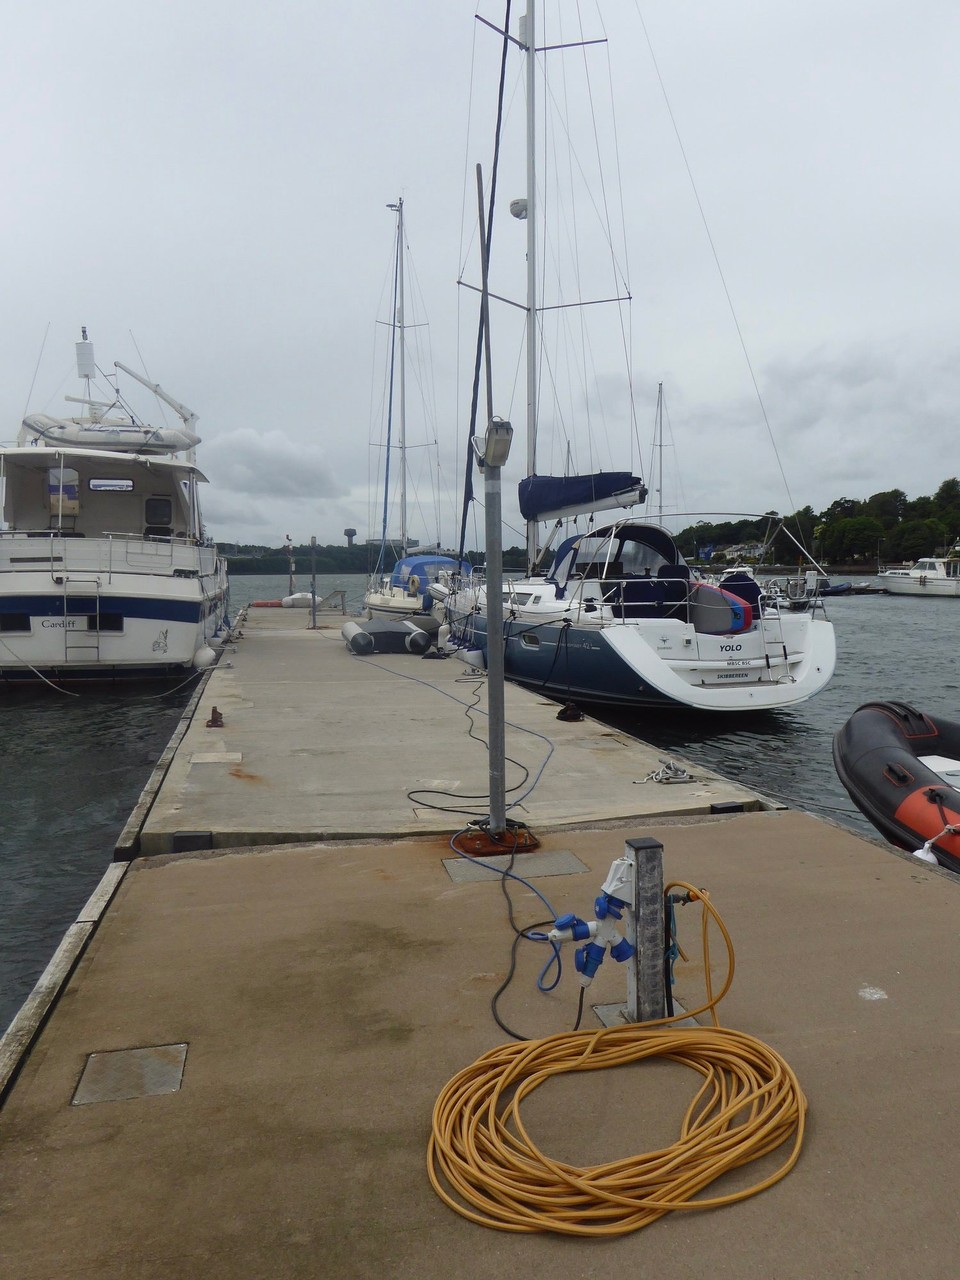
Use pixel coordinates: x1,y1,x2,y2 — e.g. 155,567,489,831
893,787,960,853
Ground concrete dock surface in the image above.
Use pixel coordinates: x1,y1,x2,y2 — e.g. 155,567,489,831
136,608,764,855
5,608,959,1276
3,809,959,1279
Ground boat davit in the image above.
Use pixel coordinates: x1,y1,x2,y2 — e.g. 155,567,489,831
833,700,960,872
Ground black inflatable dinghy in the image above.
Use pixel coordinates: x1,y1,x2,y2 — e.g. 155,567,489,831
833,700,960,872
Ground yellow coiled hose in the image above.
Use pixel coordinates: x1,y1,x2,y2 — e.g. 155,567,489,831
427,883,806,1236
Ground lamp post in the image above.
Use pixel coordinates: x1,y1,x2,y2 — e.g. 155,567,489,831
475,418,514,837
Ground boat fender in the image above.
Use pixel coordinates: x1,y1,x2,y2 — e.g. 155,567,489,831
402,621,431,655
912,841,940,864
192,644,217,669
251,600,282,607
407,574,421,596
341,620,375,655
456,648,487,670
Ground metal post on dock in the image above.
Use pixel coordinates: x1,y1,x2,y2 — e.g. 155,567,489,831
482,427,511,835
310,535,317,629
474,162,513,839
624,837,666,1023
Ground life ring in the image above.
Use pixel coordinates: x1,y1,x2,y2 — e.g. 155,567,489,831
407,574,421,596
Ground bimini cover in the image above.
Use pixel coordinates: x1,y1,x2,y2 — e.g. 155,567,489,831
518,472,646,521
389,554,471,591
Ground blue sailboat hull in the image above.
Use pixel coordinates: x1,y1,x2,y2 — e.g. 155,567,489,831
453,612,676,708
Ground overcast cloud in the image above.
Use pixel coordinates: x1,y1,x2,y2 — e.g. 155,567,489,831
2,1,958,550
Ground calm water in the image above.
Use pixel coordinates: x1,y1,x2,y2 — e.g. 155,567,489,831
0,573,365,1033
1,576,954,1032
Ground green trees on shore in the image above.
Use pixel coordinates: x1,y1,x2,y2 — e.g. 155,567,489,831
219,478,960,572
674,478,960,566
218,542,530,575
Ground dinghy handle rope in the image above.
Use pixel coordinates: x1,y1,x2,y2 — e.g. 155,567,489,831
912,789,960,862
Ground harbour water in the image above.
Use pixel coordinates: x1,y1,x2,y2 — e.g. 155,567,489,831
0,573,365,1032
1,575,954,1032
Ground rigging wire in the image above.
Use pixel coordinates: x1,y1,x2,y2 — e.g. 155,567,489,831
457,0,513,566
20,322,51,423
631,1,800,525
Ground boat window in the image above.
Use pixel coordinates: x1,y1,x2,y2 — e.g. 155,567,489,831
0,613,30,632
89,478,134,492
620,541,666,576
509,591,533,605
145,497,173,525
520,633,541,648
90,613,123,632
47,467,79,516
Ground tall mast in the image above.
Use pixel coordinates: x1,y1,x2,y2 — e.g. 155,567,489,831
395,198,408,556
656,382,664,522
522,2,537,571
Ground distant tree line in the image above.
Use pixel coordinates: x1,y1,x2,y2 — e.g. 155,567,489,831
675,478,960,566
221,477,960,574
218,541,530,575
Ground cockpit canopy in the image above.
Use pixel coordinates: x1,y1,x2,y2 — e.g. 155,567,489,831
548,522,683,588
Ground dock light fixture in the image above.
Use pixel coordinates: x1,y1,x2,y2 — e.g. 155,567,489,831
478,419,514,469
476,418,513,837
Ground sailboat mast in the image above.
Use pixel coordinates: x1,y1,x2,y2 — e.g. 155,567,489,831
396,198,408,557
522,1,538,572
656,382,664,523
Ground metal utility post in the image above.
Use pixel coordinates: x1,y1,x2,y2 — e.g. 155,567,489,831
285,535,295,598
310,535,317,629
475,163,512,837
624,837,666,1023
482,425,512,835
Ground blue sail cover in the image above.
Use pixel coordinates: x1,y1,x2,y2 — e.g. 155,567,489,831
388,554,471,591
518,472,646,520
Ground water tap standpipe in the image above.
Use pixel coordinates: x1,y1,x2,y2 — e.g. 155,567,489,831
547,837,667,1023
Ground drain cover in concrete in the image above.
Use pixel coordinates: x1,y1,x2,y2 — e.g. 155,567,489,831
442,850,587,883
72,1043,188,1106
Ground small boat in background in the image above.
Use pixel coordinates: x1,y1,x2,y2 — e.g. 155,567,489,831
880,552,960,597
366,552,471,618
362,199,468,620
833,700,960,872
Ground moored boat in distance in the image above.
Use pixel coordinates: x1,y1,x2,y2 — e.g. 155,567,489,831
363,200,467,620
366,552,471,618
0,329,229,683
879,551,960,596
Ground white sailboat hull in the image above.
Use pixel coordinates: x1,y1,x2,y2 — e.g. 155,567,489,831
442,564,835,711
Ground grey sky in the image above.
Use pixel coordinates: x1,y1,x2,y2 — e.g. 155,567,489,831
3,1,958,550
